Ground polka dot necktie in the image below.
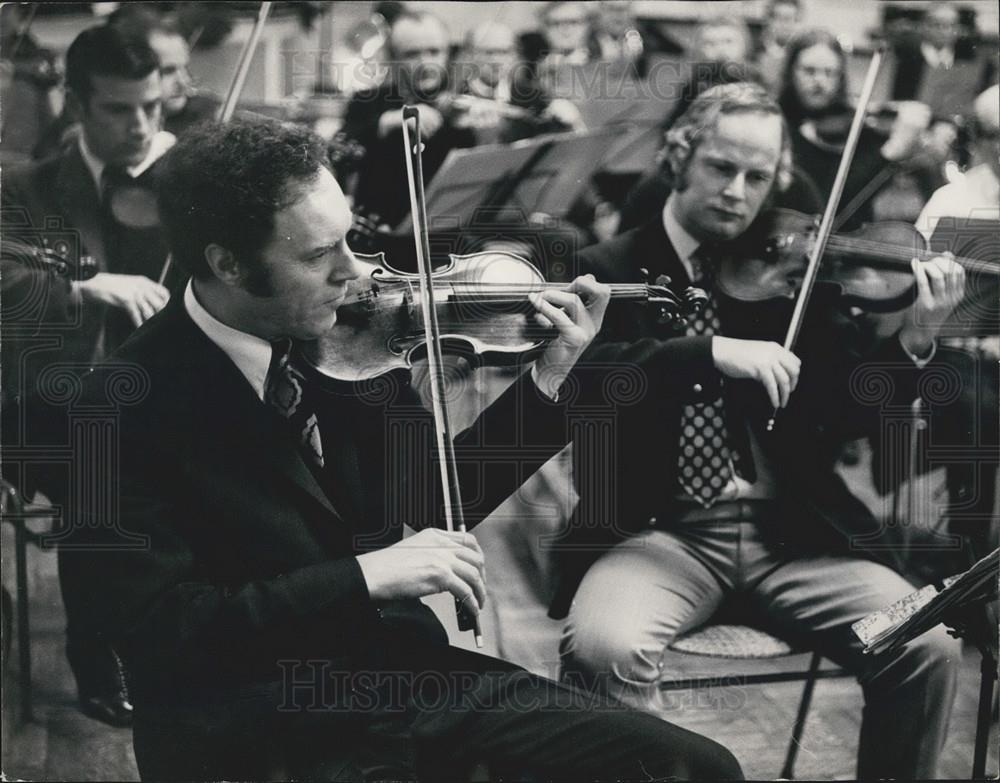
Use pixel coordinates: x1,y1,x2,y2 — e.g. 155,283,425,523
265,339,325,469
676,250,739,507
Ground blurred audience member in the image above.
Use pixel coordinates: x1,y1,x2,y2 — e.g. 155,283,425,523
754,0,804,93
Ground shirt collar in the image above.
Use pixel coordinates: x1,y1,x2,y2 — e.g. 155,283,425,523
184,279,274,402
920,42,954,69
78,130,177,194
662,194,702,280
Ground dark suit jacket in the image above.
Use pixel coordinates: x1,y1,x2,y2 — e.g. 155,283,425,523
1,143,175,363
341,82,477,230
549,218,927,617
58,294,572,774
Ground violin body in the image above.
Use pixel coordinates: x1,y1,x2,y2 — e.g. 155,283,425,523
302,251,556,381
717,208,921,312
302,250,698,382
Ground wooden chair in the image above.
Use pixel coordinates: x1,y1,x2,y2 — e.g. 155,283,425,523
662,623,848,779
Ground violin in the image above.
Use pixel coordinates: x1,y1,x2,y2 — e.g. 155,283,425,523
301,250,706,382
715,208,998,312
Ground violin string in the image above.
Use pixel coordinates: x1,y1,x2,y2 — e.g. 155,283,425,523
823,237,997,275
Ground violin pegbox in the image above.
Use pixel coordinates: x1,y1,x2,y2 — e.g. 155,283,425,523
683,286,709,319
642,274,682,326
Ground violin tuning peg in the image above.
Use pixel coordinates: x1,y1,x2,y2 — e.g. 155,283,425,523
655,306,675,325
654,274,672,287
639,267,650,282
684,286,709,314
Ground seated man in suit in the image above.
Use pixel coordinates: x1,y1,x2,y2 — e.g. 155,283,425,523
2,24,177,727
341,9,476,235
555,83,966,780
56,116,743,781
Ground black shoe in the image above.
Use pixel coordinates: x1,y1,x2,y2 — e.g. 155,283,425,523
68,640,134,727
79,690,133,727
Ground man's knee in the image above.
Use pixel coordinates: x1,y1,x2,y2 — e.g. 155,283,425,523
642,717,744,780
863,623,962,692
907,625,963,684
560,617,664,689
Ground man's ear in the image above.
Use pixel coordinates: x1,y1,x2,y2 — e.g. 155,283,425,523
204,243,243,286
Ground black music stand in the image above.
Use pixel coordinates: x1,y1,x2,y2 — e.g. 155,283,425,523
391,128,619,277
396,127,618,231
854,547,999,779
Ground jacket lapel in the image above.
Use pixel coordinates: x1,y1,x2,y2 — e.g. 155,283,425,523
165,299,347,522
633,218,692,289
55,145,108,270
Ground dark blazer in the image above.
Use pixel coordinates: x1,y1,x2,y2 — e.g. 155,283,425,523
1,143,175,363
341,82,477,230
549,217,926,617
58,294,572,776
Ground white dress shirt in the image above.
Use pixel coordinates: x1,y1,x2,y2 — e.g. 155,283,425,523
78,130,176,195
184,280,273,402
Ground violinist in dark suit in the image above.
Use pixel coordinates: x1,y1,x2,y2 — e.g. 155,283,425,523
456,22,584,145
555,83,967,780
1,24,177,728
57,116,743,781
342,9,476,233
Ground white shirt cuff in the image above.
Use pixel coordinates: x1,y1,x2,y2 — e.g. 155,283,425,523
900,334,937,368
531,364,560,401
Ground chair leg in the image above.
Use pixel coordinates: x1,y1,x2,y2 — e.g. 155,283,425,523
15,518,33,722
780,651,821,779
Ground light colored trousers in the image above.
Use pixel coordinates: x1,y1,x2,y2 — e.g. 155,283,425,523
560,518,961,780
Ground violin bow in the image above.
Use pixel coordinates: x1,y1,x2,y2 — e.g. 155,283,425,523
402,106,484,647
158,1,273,285
768,44,886,432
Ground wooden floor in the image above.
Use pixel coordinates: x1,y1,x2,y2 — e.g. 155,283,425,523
2,517,997,781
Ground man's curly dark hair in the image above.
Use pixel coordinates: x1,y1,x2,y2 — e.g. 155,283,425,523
156,118,330,285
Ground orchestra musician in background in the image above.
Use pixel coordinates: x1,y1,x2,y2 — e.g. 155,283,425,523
456,21,585,145
752,0,805,94
912,83,1000,567
2,24,178,728
341,9,476,233
106,4,220,138
778,28,937,229
690,14,752,65
554,83,967,781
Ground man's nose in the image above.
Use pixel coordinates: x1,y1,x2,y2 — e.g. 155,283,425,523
722,172,747,201
332,248,364,285
129,107,153,137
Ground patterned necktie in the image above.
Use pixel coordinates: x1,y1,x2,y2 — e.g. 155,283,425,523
676,248,739,507
265,339,325,469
